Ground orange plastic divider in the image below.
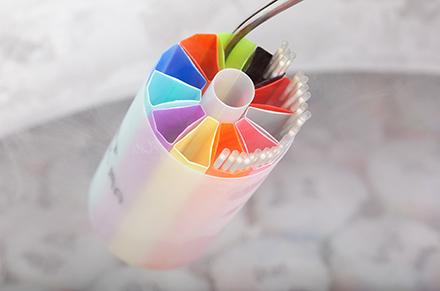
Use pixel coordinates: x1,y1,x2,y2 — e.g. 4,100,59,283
252,76,290,107
210,123,244,162
206,124,249,177
250,104,292,114
207,167,251,178
235,119,277,153
180,34,220,82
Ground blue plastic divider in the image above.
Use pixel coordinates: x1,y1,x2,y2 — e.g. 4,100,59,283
155,44,207,90
146,70,201,111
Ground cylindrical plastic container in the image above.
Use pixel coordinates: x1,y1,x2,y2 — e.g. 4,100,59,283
89,33,299,268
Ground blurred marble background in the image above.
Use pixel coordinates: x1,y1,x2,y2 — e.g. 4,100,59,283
1,73,439,291
1,0,440,290
1,0,440,137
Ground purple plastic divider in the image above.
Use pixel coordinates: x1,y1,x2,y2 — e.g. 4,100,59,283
149,105,206,150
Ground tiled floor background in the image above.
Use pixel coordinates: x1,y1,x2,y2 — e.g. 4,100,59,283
0,72,439,291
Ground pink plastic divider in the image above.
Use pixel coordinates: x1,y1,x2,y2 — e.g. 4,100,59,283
235,118,278,153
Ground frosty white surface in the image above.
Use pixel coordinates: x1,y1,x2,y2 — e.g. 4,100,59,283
4,209,117,289
0,285,55,291
0,73,439,289
253,162,368,239
329,218,440,291
1,0,440,137
90,267,210,291
421,251,440,291
368,139,440,228
210,238,330,291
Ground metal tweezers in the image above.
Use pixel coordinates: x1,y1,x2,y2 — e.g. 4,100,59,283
224,0,305,57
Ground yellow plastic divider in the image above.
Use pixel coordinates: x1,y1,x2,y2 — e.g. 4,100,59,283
171,117,219,173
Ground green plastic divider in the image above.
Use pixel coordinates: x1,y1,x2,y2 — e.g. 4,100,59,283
217,36,226,70
218,33,257,70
